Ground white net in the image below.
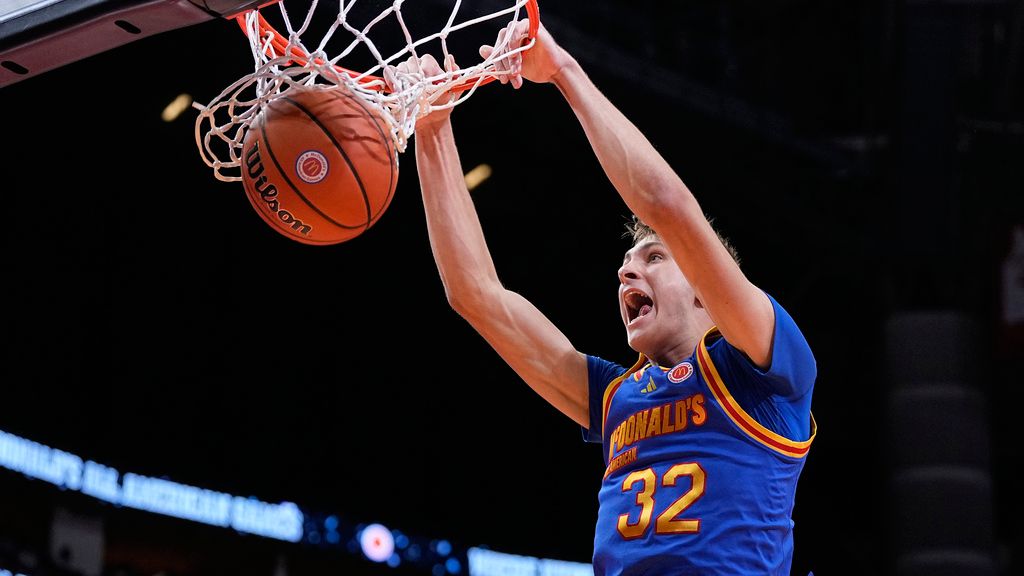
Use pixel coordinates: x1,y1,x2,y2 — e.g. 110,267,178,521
194,0,538,183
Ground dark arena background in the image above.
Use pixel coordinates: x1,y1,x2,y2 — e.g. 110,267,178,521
2,1,1023,575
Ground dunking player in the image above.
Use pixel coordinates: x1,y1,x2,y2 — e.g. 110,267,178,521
391,19,817,575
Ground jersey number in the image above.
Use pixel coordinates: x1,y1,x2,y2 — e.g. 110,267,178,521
616,462,706,539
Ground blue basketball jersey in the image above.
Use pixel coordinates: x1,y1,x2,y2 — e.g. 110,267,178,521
584,294,817,575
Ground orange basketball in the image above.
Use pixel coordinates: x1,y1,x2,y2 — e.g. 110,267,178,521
240,86,398,245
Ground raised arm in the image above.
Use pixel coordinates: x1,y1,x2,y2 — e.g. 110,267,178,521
489,22,776,368
403,55,590,427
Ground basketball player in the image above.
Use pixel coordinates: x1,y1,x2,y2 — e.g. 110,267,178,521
391,20,817,575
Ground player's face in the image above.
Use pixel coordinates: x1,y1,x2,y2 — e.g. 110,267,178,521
617,238,699,358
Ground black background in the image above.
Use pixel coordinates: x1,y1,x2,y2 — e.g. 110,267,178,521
2,1,1023,575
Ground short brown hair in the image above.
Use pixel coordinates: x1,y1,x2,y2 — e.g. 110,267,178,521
624,214,741,266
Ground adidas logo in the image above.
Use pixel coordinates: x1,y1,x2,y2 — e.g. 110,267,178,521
640,377,657,394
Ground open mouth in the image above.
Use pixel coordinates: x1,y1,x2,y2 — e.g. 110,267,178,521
624,289,654,324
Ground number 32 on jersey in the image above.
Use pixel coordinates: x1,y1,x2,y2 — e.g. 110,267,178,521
617,462,706,539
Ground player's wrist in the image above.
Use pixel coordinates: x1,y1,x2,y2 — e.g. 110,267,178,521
550,57,583,93
414,115,454,143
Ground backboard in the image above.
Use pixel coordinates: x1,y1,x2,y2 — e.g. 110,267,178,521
0,0,266,87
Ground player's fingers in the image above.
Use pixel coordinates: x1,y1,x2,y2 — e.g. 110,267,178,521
511,55,522,88
480,45,507,83
505,20,527,51
499,21,520,78
511,53,523,88
490,45,509,84
441,54,459,103
403,54,425,76
514,19,530,45
420,53,441,76
495,23,509,47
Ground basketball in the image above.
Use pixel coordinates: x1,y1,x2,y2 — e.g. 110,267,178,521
240,86,398,245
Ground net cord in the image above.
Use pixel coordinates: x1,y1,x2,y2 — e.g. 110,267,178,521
194,0,535,183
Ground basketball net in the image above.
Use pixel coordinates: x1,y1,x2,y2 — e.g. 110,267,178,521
195,0,539,183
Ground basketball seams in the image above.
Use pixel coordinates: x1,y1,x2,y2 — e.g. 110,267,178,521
239,86,398,245
326,90,398,221
284,90,372,227
265,96,369,232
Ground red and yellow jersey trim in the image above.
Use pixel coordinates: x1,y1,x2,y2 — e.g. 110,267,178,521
696,328,816,459
602,354,647,462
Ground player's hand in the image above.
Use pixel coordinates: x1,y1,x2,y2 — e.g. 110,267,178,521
479,20,570,88
383,53,458,130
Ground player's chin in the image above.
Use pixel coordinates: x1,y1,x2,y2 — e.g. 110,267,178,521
627,315,662,352
624,324,647,352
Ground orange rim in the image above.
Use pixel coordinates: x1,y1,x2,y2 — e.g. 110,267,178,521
235,0,541,93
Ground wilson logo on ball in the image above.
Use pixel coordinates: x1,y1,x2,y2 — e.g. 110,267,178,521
296,150,329,184
244,142,314,236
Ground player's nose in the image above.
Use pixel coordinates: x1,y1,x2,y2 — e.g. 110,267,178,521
617,261,640,282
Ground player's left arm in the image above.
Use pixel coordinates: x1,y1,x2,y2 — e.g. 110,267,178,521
548,62,774,369
654,200,776,370
490,21,776,368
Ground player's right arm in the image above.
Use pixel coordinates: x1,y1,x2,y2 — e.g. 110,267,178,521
409,59,589,428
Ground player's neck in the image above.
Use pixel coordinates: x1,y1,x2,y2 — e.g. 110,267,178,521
646,334,702,368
